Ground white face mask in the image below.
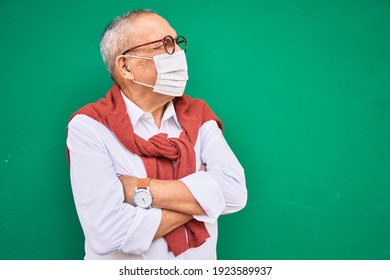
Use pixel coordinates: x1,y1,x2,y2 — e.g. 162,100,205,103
126,50,189,97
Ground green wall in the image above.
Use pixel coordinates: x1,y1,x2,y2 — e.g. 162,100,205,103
1,0,389,260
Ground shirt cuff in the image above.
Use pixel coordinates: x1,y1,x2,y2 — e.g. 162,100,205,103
180,171,225,224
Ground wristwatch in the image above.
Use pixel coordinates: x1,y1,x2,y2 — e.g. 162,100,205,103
132,178,153,209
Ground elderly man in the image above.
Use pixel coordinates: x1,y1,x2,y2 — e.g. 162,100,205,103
67,9,247,260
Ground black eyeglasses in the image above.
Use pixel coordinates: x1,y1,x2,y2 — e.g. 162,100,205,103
122,35,187,55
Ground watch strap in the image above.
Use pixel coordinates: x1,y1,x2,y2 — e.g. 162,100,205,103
137,178,151,189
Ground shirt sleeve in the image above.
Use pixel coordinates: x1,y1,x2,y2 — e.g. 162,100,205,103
67,115,162,255
180,120,247,224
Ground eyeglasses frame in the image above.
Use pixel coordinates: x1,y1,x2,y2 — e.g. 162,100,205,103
121,35,187,55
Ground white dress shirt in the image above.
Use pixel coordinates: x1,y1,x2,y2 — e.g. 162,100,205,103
67,93,247,260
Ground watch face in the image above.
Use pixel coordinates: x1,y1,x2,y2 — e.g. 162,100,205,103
133,189,152,209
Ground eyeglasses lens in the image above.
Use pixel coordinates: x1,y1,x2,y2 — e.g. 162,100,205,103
163,36,187,54
176,36,187,53
163,36,175,54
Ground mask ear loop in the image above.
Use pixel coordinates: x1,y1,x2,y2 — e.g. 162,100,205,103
125,55,155,89
132,80,154,89
126,55,153,60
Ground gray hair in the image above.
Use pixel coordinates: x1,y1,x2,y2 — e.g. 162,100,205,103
100,9,158,79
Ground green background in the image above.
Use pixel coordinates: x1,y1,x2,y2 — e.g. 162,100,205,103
1,0,389,260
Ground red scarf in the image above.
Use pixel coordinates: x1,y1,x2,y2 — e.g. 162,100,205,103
68,83,223,256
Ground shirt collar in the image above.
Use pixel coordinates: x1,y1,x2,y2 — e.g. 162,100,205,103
121,91,144,127
121,91,181,129
162,100,181,129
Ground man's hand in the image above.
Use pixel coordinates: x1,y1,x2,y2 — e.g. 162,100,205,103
198,164,206,172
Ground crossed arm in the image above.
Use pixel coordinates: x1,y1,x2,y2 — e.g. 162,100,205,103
119,165,206,239
68,116,246,255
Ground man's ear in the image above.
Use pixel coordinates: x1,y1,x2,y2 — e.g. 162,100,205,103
115,55,135,80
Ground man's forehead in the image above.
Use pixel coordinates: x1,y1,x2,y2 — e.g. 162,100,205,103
131,14,177,40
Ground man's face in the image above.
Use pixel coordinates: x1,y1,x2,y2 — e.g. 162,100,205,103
125,14,180,92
